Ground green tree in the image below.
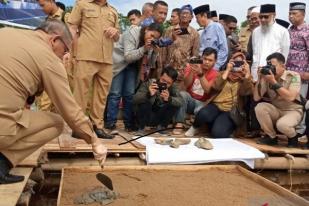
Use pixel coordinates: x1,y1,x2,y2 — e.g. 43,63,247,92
118,13,130,33
241,20,248,28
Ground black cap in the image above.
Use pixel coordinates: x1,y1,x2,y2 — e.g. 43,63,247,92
260,4,276,13
275,19,290,29
210,10,218,18
219,14,229,21
193,5,210,15
289,2,306,11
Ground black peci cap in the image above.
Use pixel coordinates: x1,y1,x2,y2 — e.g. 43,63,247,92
210,10,218,18
289,2,306,11
193,4,210,15
260,4,276,13
219,14,229,21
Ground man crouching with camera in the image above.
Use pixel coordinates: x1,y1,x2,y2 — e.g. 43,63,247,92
133,66,183,135
253,52,303,147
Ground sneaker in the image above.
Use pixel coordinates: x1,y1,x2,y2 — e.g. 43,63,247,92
256,136,278,146
185,126,199,137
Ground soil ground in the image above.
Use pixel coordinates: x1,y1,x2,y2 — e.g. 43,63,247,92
59,168,298,206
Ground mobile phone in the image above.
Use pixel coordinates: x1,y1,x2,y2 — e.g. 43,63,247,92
189,58,203,64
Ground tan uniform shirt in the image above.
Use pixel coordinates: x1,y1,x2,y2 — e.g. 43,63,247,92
238,25,251,53
68,0,119,64
47,8,64,21
259,70,303,111
0,28,95,139
162,25,200,70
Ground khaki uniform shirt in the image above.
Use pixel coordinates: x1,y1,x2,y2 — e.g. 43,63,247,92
47,8,64,21
68,0,119,64
162,25,200,70
238,25,251,53
259,70,303,111
0,28,95,139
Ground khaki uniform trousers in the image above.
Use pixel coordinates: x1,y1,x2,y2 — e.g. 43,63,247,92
0,110,64,166
73,60,112,129
255,102,303,138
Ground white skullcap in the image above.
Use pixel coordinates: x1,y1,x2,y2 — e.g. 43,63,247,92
251,6,260,13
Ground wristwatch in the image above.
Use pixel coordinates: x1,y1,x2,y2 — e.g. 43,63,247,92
270,83,282,91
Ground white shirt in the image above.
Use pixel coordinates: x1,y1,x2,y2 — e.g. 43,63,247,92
251,23,290,81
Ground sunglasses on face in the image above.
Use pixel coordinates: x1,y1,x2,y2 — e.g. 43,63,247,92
259,15,270,19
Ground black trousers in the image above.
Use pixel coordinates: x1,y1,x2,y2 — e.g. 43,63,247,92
136,102,178,129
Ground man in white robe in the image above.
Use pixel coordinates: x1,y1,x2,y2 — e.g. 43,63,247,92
251,4,290,81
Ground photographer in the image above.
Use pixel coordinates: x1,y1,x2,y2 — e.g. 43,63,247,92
173,47,218,135
185,52,253,138
133,66,182,135
253,52,303,147
161,4,200,81
105,23,163,131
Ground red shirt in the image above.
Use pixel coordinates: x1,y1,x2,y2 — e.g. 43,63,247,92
184,64,218,101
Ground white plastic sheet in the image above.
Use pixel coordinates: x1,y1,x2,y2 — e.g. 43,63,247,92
137,137,265,169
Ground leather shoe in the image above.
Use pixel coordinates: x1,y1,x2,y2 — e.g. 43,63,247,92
288,134,300,148
94,128,114,139
257,136,278,146
0,173,24,184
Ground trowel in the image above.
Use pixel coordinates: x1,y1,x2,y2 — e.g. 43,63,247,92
96,173,114,191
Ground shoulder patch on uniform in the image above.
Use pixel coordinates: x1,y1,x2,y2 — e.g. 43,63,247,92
291,76,299,83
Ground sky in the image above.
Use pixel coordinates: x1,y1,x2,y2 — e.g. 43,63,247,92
61,0,309,27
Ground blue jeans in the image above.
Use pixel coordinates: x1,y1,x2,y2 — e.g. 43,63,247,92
105,65,137,127
193,103,236,138
174,91,204,123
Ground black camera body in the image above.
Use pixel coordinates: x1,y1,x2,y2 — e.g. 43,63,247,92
260,64,276,75
151,39,160,46
157,82,167,93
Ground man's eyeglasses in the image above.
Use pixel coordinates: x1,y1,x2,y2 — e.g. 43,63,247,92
229,27,237,31
56,36,69,53
259,15,270,19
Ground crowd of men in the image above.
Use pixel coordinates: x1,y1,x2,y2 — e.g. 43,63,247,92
0,0,308,184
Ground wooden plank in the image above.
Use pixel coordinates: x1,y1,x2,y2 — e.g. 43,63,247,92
0,168,33,206
116,131,145,149
58,165,308,206
238,138,309,155
44,133,145,154
238,166,309,206
18,147,43,167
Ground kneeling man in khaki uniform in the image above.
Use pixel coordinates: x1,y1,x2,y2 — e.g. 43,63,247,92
253,52,303,148
0,20,106,184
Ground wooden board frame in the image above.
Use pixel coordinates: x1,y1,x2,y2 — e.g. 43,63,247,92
0,168,33,206
57,165,309,206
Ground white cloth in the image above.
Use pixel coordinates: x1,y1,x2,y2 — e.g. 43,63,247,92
251,23,290,81
137,137,265,169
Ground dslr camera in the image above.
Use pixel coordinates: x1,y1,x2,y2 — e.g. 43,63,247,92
157,82,167,93
232,60,244,72
151,39,160,46
260,63,276,75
